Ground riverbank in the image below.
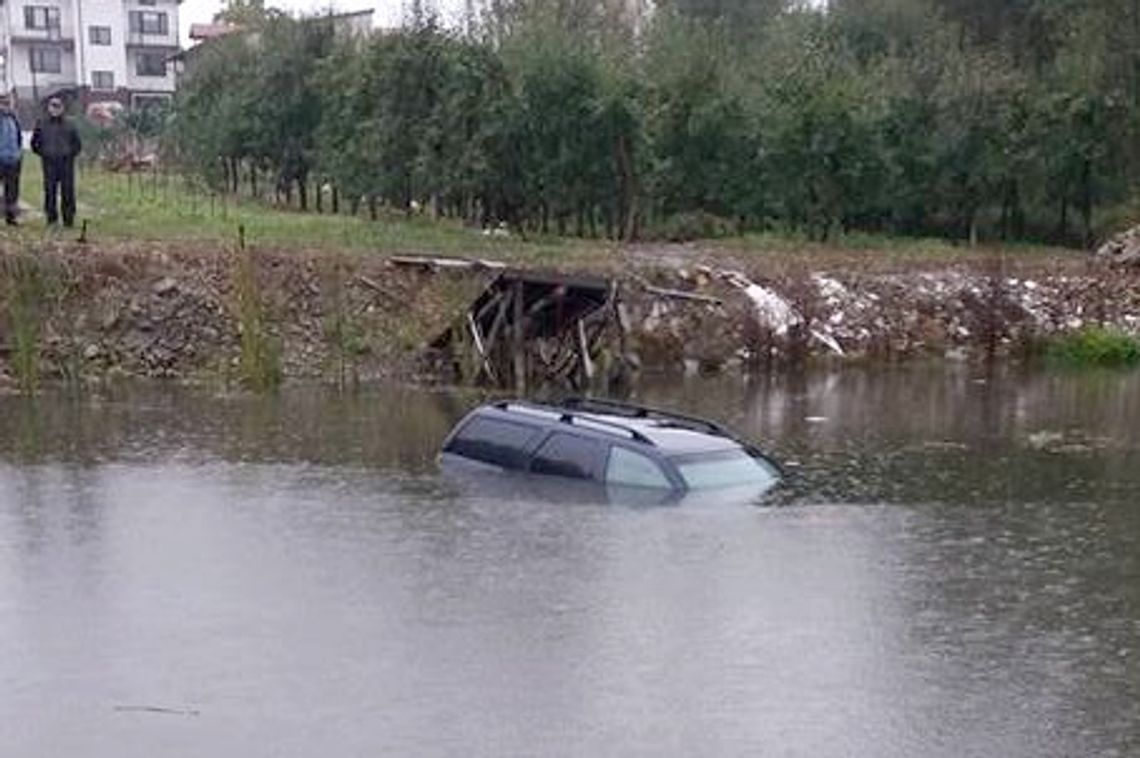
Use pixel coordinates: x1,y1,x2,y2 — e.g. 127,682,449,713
1,233,1136,390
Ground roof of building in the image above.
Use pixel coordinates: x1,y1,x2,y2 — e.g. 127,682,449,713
187,9,374,40
189,22,239,40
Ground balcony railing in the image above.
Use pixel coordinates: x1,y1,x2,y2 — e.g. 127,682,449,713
126,30,178,48
9,27,75,49
14,24,67,39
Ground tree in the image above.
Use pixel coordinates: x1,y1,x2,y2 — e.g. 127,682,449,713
215,0,283,26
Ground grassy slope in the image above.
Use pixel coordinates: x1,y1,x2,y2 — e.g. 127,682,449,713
3,159,1082,273
8,159,595,262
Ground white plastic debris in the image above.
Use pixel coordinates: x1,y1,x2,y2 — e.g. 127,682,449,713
722,270,801,337
811,329,845,356
720,270,844,355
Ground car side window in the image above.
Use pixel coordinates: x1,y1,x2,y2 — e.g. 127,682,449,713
444,417,540,469
530,433,602,480
605,446,672,489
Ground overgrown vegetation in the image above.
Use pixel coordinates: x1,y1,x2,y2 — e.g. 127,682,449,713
1046,327,1140,368
2,254,48,392
231,229,282,390
170,0,1140,247
320,254,368,388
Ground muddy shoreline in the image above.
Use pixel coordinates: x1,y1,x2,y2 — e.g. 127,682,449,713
0,240,1136,389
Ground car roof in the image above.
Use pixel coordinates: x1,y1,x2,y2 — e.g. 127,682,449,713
475,399,747,455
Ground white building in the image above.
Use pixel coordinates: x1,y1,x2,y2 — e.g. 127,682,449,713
0,0,179,118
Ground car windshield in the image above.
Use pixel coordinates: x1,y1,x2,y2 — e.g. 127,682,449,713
672,449,780,490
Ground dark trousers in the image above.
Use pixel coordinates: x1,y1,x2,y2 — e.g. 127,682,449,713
0,160,20,223
42,156,75,226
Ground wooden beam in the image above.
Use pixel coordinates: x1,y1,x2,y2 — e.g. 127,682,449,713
482,293,511,361
578,319,595,380
512,280,526,393
467,312,495,382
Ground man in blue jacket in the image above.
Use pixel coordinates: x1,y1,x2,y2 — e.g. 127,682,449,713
0,93,23,226
31,96,81,228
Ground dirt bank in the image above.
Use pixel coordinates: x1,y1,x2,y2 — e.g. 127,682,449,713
0,239,1135,388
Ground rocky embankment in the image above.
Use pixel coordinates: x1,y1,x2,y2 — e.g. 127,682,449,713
0,238,1137,388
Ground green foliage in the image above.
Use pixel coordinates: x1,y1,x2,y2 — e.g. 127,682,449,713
74,116,117,166
2,255,49,393
215,0,282,25
320,256,368,388
232,237,282,391
1046,327,1140,368
169,0,1140,246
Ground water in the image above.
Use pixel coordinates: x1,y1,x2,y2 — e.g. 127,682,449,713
1,368,1138,757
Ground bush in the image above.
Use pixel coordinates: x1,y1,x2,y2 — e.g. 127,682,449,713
1046,327,1140,368
654,211,740,242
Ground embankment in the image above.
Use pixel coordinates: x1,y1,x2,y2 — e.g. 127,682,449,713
0,240,1136,389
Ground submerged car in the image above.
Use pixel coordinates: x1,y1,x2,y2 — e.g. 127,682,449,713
440,397,782,501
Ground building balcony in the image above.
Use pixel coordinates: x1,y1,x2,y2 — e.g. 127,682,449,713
125,41,180,53
9,31,76,50
126,32,179,50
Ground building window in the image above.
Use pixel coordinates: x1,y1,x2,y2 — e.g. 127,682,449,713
30,47,62,74
24,6,61,31
92,71,115,90
128,11,168,35
89,25,112,45
132,94,170,110
136,51,167,77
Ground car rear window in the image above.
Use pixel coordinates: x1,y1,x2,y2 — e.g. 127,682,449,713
530,433,603,480
445,416,541,470
672,449,780,490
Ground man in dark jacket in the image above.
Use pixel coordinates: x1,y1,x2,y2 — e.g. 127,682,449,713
31,96,81,228
0,93,23,226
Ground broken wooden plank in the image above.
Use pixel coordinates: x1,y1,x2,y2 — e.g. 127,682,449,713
512,280,526,392
642,283,723,305
578,320,595,380
467,312,495,382
389,255,506,272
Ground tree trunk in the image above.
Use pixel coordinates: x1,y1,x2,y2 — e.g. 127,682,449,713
1080,159,1093,247
615,134,638,242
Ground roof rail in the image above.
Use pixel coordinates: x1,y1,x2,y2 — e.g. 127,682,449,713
557,412,654,445
559,397,734,438
493,400,655,445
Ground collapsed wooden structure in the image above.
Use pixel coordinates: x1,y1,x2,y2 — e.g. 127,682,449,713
430,269,618,390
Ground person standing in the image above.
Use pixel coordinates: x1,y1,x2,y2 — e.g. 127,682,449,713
0,94,23,226
31,97,81,228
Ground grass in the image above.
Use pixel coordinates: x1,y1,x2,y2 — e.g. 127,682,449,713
2,157,1083,271
232,230,282,392
8,157,600,264
727,229,1074,263
1,252,48,392
1045,327,1140,368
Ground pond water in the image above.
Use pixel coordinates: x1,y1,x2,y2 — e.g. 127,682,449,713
1,367,1137,757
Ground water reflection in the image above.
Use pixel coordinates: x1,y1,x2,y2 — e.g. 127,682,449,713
441,462,783,509
0,368,1138,756
0,384,470,470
